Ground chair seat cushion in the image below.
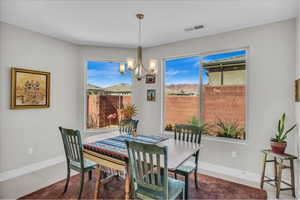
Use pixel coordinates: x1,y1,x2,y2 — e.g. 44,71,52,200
70,159,97,169
176,160,197,174
136,177,184,200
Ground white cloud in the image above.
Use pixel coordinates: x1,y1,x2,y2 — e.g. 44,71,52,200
88,69,119,77
166,69,187,76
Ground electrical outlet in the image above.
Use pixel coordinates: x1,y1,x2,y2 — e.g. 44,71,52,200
232,151,237,158
28,148,33,155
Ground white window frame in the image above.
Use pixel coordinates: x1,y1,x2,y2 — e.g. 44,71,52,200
161,47,249,144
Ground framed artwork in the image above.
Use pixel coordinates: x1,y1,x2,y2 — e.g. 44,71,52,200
11,68,50,109
296,79,300,102
147,89,156,101
145,74,156,84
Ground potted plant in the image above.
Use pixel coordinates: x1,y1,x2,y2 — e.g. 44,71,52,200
165,124,173,131
215,119,244,139
121,104,137,120
271,113,296,154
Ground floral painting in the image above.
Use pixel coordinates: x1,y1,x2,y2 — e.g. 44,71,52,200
11,68,50,109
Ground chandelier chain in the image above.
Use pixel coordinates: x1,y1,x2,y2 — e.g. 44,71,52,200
138,17,142,46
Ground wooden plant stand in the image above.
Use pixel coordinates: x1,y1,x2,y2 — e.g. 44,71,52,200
260,149,297,199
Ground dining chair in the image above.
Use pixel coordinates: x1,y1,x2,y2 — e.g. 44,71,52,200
119,119,139,135
172,124,202,199
126,140,185,200
59,127,98,199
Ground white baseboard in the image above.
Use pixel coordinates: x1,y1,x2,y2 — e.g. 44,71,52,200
0,156,65,182
199,161,261,183
0,156,260,184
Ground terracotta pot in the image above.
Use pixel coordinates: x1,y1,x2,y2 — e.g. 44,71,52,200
271,141,287,154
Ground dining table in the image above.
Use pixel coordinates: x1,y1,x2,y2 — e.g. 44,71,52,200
83,134,201,200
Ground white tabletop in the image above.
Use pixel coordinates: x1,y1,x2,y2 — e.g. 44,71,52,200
157,138,201,170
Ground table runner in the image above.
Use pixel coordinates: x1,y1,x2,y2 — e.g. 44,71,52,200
84,135,168,160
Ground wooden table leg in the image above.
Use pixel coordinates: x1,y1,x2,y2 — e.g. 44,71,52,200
260,153,267,189
289,159,296,198
94,168,101,199
274,157,278,190
125,169,130,200
276,159,283,199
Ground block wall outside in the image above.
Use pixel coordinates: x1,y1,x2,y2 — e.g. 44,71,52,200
87,85,245,130
87,95,132,129
165,85,245,127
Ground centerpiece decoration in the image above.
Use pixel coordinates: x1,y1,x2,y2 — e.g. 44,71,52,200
120,104,138,136
271,113,296,154
121,104,137,120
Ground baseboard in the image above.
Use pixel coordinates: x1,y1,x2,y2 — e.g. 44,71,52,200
199,161,261,183
0,156,65,182
0,156,265,184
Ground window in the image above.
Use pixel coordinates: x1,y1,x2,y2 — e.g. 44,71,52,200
164,56,201,130
86,61,132,131
164,50,247,140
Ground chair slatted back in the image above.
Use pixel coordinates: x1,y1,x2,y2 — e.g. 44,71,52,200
126,141,168,199
174,124,202,144
119,119,139,135
59,127,84,168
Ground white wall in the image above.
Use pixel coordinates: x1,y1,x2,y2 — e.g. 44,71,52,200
295,0,300,195
0,23,138,176
139,19,297,177
0,22,81,173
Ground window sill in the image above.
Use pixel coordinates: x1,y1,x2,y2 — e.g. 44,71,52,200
202,135,247,145
86,128,119,134
85,129,119,143
163,131,247,145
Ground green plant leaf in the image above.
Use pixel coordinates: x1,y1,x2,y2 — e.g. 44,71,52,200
281,124,297,141
280,113,286,134
282,113,286,124
277,119,281,136
275,113,296,142
285,124,296,135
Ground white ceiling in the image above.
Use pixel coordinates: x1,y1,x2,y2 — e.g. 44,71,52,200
0,0,298,48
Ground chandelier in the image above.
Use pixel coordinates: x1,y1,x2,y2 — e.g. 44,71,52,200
119,13,157,81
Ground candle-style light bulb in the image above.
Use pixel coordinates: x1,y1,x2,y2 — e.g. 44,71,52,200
127,58,135,71
119,63,125,74
149,59,157,74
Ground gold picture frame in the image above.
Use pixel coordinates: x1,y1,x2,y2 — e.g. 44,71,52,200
11,68,50,109
296,79,300,102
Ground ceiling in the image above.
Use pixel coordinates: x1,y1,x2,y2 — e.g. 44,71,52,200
0,0,298,48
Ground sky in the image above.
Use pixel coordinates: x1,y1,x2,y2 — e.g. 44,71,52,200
165,50,246,85
87,50,246,87
87,61,131,88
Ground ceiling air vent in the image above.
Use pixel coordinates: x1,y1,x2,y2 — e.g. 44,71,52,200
184,25,204,32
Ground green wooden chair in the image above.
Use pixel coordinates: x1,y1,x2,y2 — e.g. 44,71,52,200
119,119,139,135
126,140,185,200
59,127,98,199
172,124,202,199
